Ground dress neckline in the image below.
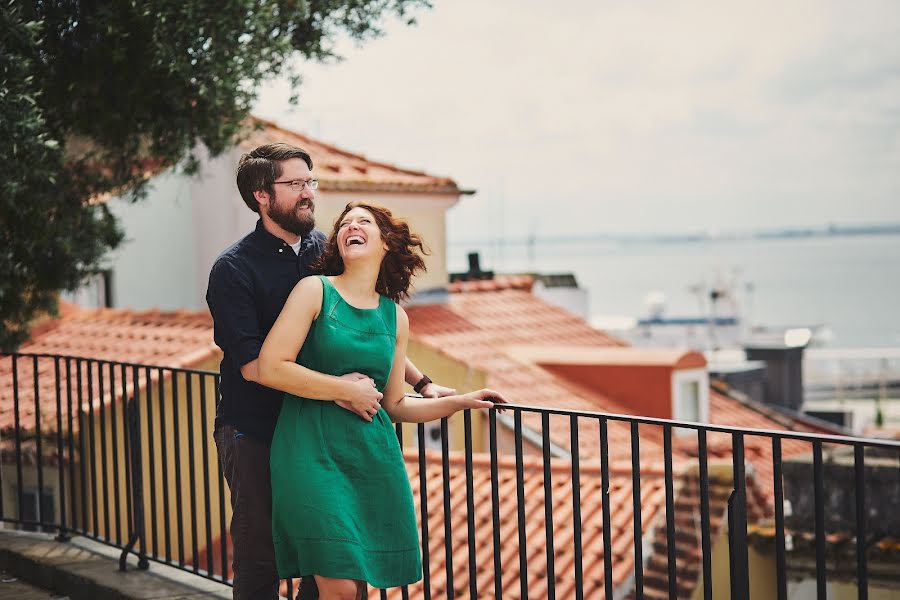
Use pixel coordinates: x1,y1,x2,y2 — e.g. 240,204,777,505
321,276,383,311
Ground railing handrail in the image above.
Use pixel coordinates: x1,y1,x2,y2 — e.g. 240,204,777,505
1,352,220,378
500,403,900,449
5,351,899,449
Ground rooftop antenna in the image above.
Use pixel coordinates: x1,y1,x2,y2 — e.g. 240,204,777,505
526,219,537,270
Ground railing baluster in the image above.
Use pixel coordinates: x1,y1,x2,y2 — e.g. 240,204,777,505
854,444,868,600
772,436,787,600
541,412,556,600
145,367,158,559
132,365,149,568
630,421,644,599
158,367,172,563
112,363,123,544
200,374,214,576
54,356,70,540
728,433,749,600
65,357,77,538
514,410,529,600
12,354,24,524
463,411,478,599
813,441,826,600
698,430,712,600
395,422,408,599
186,372,200,572
215,375,229,582
87,360,99,538
439,417,454,600
417,423,432,600
663,425,677,600
172,370,185,566
600,418,613,600
569,415,584,600
488,410,502,599
77,359,88,535
33,356,45,528
98,360,109,540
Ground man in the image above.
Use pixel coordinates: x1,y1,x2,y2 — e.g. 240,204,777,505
207,143,453,600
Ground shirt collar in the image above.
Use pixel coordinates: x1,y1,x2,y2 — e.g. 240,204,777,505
251,219,295,254
250,219,321,255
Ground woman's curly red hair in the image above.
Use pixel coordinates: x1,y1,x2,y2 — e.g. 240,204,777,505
312,202,428,302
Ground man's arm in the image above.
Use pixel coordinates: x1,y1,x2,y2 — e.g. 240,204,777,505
207,258,265,382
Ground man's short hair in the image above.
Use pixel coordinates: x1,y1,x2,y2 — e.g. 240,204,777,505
236,143,313,213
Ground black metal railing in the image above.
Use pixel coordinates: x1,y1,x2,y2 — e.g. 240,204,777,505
1,352,898,599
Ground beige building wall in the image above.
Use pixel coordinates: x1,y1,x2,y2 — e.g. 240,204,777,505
315,191,460,293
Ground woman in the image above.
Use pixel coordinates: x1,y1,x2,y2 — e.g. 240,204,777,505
258,202,506,600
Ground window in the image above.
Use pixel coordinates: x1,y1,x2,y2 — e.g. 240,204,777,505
672,368,710,436
678,380,701,422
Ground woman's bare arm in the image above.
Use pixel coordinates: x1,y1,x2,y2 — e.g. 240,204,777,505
382,306,506,423
258,277,383,421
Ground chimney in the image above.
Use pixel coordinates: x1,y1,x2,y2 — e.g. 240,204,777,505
744,329,811,412
450,252,494,283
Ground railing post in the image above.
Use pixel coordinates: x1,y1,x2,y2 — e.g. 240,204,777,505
120,392,149,570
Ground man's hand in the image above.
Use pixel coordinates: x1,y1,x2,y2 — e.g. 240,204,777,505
419,381,456,398
337,372,383,422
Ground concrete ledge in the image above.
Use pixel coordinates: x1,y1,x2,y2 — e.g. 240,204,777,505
0,529,231,600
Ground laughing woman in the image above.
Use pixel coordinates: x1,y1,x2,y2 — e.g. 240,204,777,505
258,202,506,600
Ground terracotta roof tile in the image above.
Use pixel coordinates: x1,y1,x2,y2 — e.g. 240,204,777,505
240,118,464,195
201,450,760,600
0,306,217,439
448,275,535,294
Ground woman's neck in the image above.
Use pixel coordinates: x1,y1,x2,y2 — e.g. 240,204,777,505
333,260,381,304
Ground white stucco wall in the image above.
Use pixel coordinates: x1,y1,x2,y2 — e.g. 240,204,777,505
106,170,196,310
80,149,461,312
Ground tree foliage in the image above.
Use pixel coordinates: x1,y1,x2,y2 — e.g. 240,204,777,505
0,0,429,350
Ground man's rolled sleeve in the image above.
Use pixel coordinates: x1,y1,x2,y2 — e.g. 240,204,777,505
207,258,262,369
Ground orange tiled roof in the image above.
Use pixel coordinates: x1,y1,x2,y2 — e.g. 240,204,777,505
201,450,768,600
0,305,217,439
240,118,465,195
407,287,832,504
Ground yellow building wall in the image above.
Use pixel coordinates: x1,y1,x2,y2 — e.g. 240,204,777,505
402,339,489,453
692,512,777,600
77,357,226,572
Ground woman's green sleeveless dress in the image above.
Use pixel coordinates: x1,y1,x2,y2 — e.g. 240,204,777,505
269,276,422,588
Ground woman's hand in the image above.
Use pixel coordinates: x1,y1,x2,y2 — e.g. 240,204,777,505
452,389,508,414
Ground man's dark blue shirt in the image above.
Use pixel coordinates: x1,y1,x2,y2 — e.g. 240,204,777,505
206,220,327,442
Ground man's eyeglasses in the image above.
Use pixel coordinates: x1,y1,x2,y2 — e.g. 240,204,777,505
273,178,319,192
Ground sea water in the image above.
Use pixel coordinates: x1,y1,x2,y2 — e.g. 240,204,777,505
448,234,900,348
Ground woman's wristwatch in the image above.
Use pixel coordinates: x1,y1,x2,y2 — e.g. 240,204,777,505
413,374,432,394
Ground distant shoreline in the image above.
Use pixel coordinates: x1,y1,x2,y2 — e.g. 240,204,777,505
449,223,900,247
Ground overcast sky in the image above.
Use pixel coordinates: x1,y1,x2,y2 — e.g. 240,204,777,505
254,0,900,241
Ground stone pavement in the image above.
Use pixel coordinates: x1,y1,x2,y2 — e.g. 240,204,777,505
0,529,231,600
0,571,60,600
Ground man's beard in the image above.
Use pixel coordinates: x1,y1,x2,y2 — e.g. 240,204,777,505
267,198,315,237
